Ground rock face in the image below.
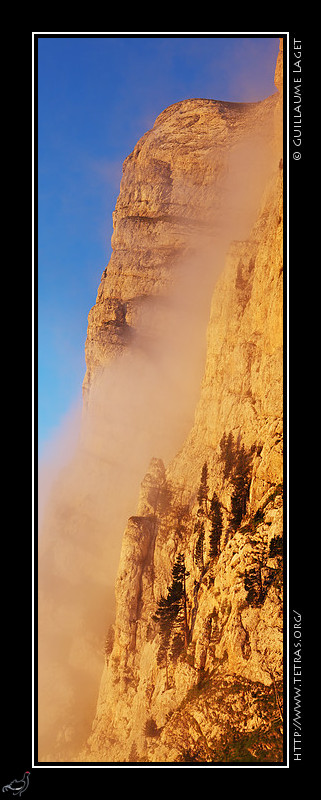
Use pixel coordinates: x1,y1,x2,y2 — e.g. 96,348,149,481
82,93,277,409
75,41,284,764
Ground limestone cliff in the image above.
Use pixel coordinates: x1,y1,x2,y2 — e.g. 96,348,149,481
76,41,284,764
83,93,278,409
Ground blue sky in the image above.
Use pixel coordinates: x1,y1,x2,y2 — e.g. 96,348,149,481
37,34,280,458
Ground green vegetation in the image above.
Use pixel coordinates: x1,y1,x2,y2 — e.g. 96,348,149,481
219,432,258,533
152,451,283,687
230,442,255,532
239,486,283,606
269,535,283,558
170,632,185,662
175,676,283,764
209,491,223,558
153,553,190,687
197,461,209,511
194,463,224,568
220,431,235,481
193,437,255,569
212,720,283,763
194,520,205,571
242,530,283,607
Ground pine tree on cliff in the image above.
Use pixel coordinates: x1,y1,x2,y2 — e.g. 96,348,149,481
153,593,175,689
222,432,235,481
230,443,253,531
171,553,190,648
197,462,209,513
209,491,223,559
153,552,190,676
219,431,227,458
194,520,205,571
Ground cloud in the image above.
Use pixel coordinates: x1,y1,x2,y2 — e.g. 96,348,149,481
89,157,123,193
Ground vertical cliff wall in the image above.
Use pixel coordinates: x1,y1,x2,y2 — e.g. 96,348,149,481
77,42,283,764
38,41,284,764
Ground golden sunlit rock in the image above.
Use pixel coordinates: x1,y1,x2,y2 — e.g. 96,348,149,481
39,40,283,765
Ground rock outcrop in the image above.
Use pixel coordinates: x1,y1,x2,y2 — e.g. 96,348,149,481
75,40,284,764
82,93,278,410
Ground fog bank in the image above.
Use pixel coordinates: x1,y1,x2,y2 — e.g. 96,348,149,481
37,116,276,762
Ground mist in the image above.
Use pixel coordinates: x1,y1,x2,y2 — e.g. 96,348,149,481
37,103,277,762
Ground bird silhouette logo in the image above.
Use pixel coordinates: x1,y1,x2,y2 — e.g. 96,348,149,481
2,773,30,797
